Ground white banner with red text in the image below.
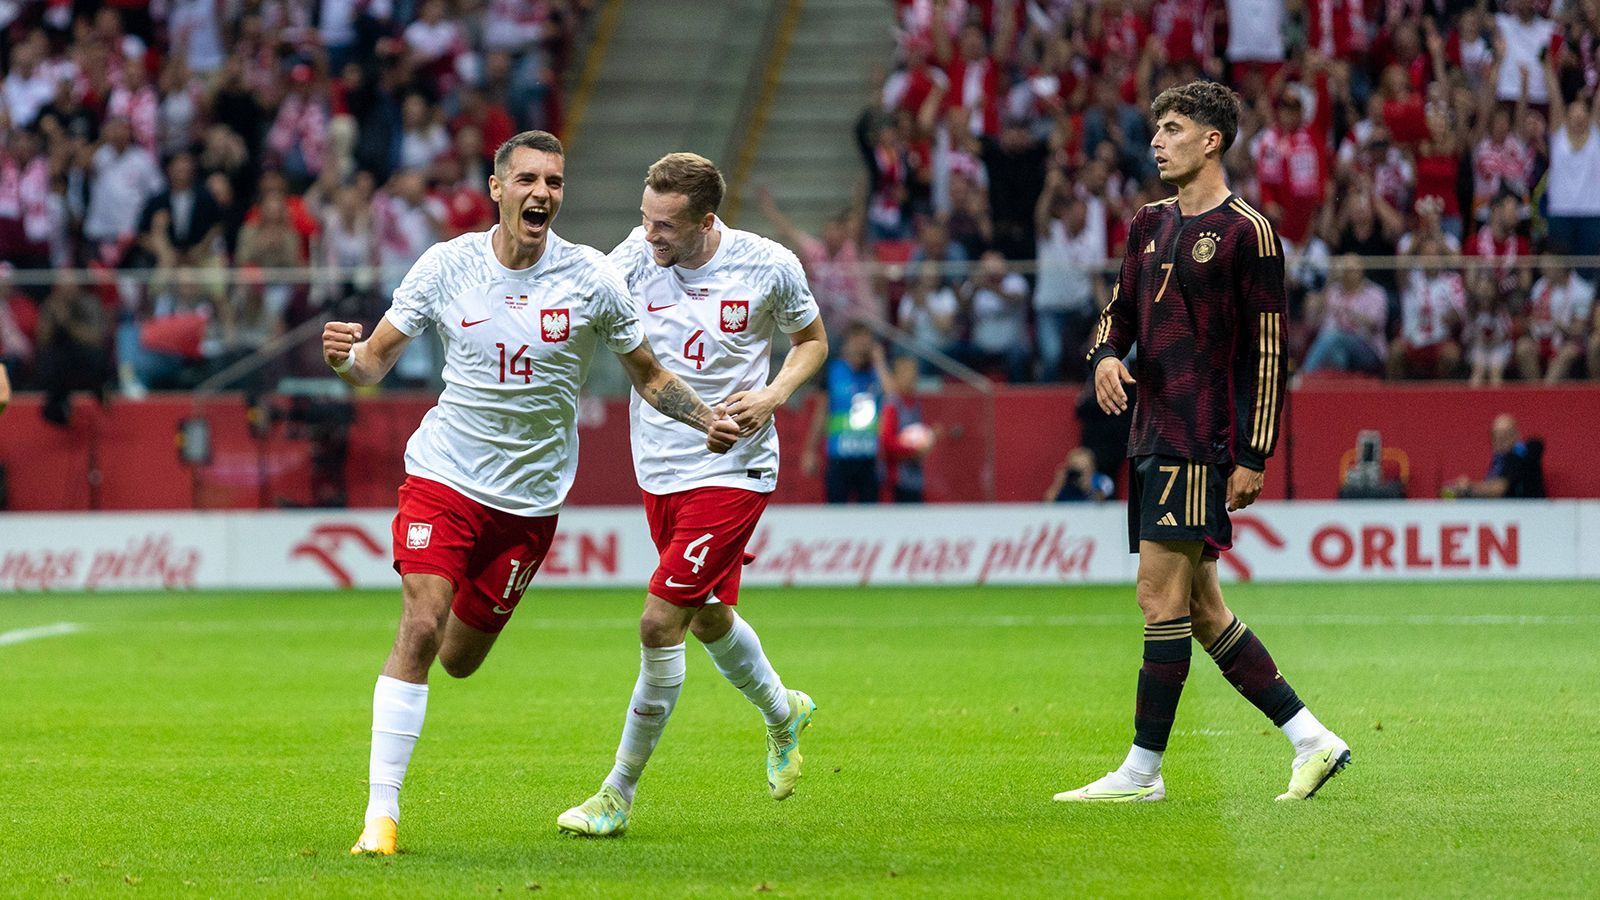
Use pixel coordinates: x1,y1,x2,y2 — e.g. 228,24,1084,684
0,501,1593,592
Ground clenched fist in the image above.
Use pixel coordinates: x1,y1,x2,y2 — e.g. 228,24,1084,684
324,321,363,371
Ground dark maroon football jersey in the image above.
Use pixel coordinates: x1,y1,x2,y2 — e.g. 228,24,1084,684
1087,194,1287,470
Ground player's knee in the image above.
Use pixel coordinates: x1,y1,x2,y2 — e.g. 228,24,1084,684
437,651,482,679
689,604,734,644
1135,577,1187,622
639,610,689,648
396,608,446,655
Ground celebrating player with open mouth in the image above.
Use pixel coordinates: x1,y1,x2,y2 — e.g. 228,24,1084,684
324,132,740,856
1058,83,1350,804
556,153,829,837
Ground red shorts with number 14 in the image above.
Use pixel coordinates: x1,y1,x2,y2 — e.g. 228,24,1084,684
391,476,558,634
643,486,770,608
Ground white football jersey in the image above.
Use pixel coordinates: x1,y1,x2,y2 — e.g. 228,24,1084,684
610,218,820,495
384,227,642,516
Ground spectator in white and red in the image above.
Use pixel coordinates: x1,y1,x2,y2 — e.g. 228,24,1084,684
399,94,450,172
374,168,445,382
1541,51,1600,258
1302,254,1388,378
313,181,378,306
404,0,469,93
856,110,914,242
1306,0,1371,63
1034,174,1108,382
1494,0,1556,106
1150,0,1212,70
1389,234,1466,380
936,23,1003,138
167,0,228,76
432,153,495,239
2,30,58,128
1473,105,1535,218
237,189,307,270
1452,5,1499,93
0,128,52,271
1225,0,1286,88
1465,272,1515,388
1468,191,1533,300
82,117,164,265
107,58,160,154
893,0,966,50
883,37,948,125
1413,109,1465,242
266,65,331,187
1253,92,1327,252
1517,260,1595,384
484,0,552,56
757,186,873,327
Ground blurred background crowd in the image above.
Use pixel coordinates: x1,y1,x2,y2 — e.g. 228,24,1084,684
3,0,1600,431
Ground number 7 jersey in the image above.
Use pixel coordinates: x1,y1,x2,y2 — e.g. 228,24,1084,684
609,218,821,494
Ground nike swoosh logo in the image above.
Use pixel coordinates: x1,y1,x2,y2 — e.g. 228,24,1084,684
632,707,662,717
646,302,677,312
664,577,696,588
491,604,513,615
461,317,491,328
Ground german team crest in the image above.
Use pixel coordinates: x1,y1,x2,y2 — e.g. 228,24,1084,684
541,308,571,342
1192,232,1219,263
406,522,433,549
720,300,749,333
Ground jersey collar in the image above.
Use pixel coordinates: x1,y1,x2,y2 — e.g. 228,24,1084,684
484,225,561,278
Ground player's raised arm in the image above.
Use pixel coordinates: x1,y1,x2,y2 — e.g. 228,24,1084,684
615,337,739,453
1086,213,1144,415
324,316,414,386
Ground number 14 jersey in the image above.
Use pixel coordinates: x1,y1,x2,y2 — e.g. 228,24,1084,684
609,218,820,495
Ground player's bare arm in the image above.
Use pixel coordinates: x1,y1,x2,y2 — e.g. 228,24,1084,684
0,361,10,416
324,318,414,386
1093,356,1136,415
724,316,828,437
616,338,738,452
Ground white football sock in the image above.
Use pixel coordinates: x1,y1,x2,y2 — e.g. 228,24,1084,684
1117,744,1163,785
701,612,790,728
603,643,686,804
1281,707,1332,753
366,675,428,823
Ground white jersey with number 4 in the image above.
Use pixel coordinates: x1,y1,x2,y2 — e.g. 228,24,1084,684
384,226,642,516
610,218,820,495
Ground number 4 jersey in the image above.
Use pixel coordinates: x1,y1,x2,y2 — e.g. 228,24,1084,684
609,218,820,495
383,226,642,516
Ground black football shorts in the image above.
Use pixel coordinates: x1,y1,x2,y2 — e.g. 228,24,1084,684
1127,454,1233,557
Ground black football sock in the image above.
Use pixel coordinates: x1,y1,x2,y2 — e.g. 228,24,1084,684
1133,616,1192,753
1206,616,1305,727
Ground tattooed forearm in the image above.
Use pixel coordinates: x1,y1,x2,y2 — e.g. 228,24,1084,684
645,375,713,432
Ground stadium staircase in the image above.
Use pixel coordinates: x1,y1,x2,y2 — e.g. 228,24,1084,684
563,0,893,246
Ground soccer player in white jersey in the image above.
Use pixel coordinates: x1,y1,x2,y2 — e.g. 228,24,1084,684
556,153,829,836
323,132,740,856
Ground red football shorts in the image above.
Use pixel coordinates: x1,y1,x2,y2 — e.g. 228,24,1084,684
643,486,769,608
391,476,558,634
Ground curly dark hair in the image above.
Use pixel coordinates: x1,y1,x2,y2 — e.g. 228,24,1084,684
1150,81,1242,154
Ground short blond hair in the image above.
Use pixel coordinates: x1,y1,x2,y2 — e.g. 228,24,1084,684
645,152,725,220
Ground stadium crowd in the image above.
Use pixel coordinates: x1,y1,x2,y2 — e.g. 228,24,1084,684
817,0,1600,387
0,0,582,421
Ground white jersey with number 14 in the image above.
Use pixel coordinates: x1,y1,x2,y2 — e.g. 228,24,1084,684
609,218,820,495
384,227,642,516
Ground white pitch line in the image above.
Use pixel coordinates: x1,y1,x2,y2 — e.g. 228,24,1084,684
0,622,83,647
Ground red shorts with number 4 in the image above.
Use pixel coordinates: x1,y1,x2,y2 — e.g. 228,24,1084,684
643,486,770,608
391,476,559,634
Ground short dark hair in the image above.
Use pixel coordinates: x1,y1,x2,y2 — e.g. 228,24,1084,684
646,152,726,221
494,130,564,178
1150,81,1241,154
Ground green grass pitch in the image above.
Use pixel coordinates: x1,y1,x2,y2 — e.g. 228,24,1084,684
2,582,1598,898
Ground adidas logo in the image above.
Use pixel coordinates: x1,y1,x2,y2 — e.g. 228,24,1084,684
1157,513,1179,527
1143,240,1156,254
